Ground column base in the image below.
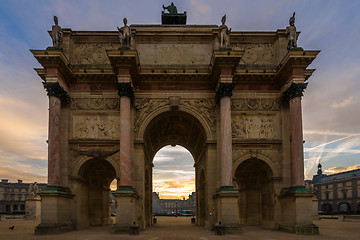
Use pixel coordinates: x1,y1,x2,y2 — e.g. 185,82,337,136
278,185,319,235
35,223,74,235
113,186,139,234
278,224,319,235
112,224,139,235
36,185,74,235
213,186,241,234
214,223,242,235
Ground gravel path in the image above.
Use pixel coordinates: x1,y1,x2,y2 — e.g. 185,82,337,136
1,217,359,240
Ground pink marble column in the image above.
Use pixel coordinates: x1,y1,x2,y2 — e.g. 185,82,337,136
48,96,61,186
290,96,304,186
43,81,67,187
119,96,132,186
220,96,233,186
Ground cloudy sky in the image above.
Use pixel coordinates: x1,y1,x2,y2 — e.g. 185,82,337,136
0,0,359,199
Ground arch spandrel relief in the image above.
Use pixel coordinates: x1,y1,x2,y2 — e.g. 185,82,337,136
134,98,216,138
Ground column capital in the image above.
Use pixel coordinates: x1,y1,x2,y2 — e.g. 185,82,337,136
116,82,134,101
283,82,308,101
215,82,234,103
43,82,68,102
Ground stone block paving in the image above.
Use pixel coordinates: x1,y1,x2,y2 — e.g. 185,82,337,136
1,217,360,240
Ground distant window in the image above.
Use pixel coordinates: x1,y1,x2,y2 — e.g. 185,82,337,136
325,185,328,188
325,193,329,200
13,205,18,211
343,192,347,199
5,205,10,212
20,204,25,211
343,182,346,187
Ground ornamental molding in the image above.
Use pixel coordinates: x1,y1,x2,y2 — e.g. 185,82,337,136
70,98,119,110
231,98,281,111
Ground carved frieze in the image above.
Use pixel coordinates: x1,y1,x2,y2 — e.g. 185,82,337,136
73,43,119,65
71,98,119,110
232,98,280,111
232,114,279,139
72,115,119,139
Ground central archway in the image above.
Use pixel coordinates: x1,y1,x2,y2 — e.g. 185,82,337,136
142,110,208,227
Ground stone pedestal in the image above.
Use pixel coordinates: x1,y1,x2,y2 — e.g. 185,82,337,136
112,186,139,234
278,186,319,235
25,196,41,220
35,186,74,235
214,187,241,234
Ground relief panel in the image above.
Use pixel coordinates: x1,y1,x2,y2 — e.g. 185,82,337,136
136,43,212,66
72,114,119,139
72,43,119,65
232,113,280,139
232,43,275,66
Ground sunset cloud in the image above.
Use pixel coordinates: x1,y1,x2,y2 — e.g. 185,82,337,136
324,165,360,175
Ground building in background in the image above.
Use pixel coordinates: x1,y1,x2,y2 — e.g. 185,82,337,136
0,179,47,214
309,164,360,213
153,192,196,215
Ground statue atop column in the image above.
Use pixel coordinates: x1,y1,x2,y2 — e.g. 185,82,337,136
219,15,231,49
50,16,63,49
117,18,131,49
162,2,177,14
285,12,298,50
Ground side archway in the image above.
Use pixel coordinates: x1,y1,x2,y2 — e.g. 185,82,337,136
234,157,275,226
76,158,116,227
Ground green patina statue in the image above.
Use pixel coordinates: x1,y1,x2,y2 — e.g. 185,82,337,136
162,2,177,14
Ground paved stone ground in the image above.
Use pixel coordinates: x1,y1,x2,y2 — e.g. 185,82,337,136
1,217,360,240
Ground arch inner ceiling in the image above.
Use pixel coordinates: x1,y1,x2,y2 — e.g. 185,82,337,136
143,110,207,161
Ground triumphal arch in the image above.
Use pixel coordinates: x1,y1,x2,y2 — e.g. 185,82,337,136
32,8,319,235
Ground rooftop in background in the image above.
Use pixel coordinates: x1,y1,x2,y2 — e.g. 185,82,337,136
310,163,360,184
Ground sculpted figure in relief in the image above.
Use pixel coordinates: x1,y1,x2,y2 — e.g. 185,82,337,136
117,18,131,49
51,16,63,49
285,12,297,50
219,15,231,49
